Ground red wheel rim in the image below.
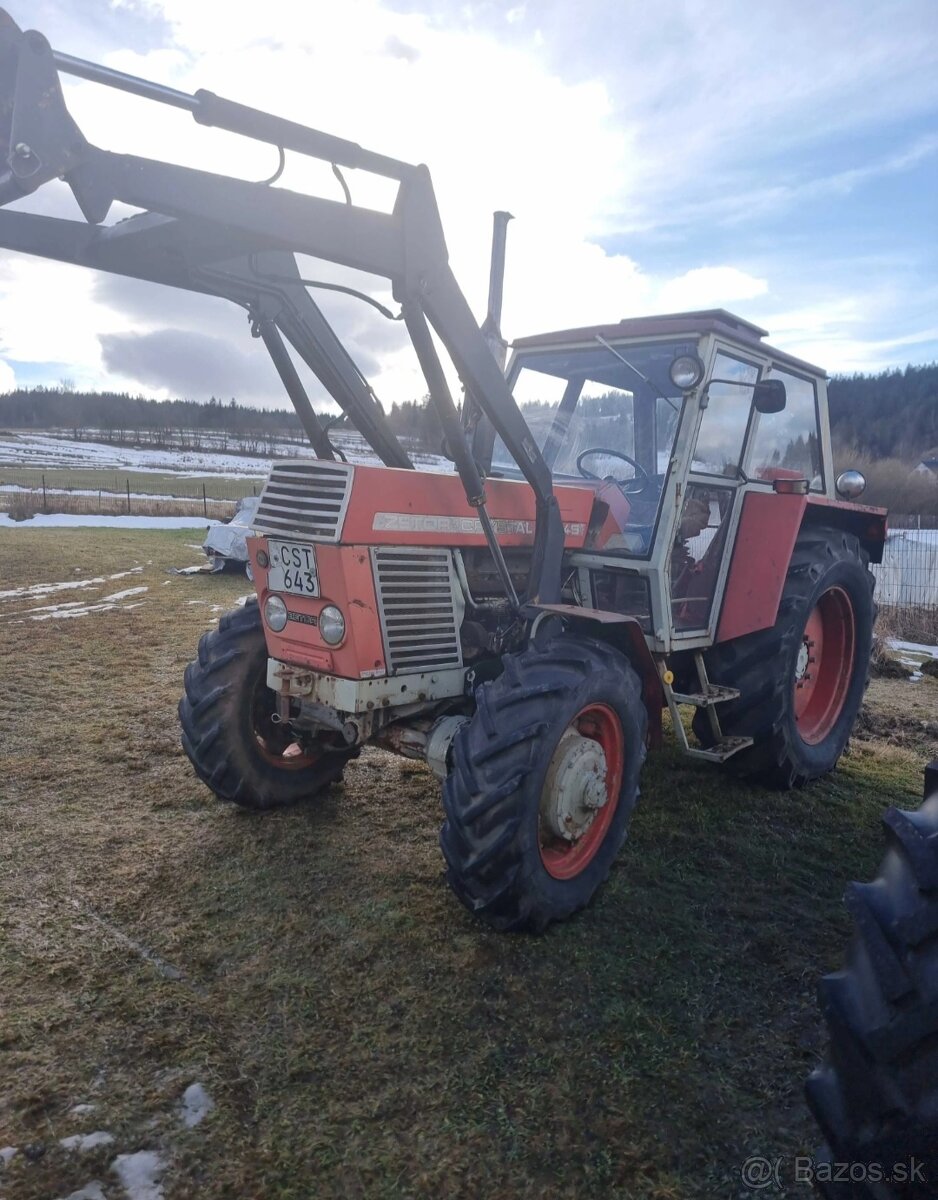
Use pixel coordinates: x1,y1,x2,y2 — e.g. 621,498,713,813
539,703,625,880
793,586,856,745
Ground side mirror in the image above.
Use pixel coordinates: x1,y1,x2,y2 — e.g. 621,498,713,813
753,379,786,414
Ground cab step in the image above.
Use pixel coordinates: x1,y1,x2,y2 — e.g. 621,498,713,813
661,651,752,763
678,735,754,763
670,683,740,707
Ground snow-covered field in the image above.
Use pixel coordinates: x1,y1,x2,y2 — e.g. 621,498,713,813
0,431,276,477
0,430,443,477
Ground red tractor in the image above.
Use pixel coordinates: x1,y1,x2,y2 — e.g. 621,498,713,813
0,10,887,931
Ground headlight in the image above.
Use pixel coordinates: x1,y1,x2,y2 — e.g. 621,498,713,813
264,594,288,632
836,470,867,500
318,604,346,645
669,352,704,390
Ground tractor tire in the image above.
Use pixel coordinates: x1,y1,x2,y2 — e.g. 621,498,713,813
805,773,938,1198
441,635,647,932
179,599,353,810
693,525,875,788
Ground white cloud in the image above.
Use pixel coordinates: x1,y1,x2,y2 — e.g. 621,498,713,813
0,0,934,403
657,267,768,312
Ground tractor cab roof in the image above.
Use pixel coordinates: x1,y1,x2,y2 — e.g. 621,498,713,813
512,309,827,379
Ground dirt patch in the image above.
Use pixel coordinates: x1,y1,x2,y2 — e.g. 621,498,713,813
854,676,938,759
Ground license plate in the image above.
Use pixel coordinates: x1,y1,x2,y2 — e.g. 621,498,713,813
266,539,319,597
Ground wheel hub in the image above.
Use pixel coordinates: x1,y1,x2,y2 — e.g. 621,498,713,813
540,728,609,843
795,638,814,684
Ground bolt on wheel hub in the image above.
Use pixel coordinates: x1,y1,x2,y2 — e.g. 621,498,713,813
540,728,609,843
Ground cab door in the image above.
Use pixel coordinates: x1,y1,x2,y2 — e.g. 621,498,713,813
667,345,765,639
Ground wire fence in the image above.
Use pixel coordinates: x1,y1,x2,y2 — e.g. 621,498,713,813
872,514,938,614
0,469,255,519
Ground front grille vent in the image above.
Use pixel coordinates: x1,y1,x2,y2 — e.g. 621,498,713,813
254,459,352,542
372,547,464,674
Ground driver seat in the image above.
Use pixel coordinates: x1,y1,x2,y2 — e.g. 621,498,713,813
578,480,644,553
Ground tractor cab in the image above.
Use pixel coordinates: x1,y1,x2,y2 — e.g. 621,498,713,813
488,310,839,651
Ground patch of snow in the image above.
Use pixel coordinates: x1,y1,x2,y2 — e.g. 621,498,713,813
58,1182,108,1200
59,1131,115,1152
0,567,140,601
0,1146,17,1166
6,595,149,622
111,1150,166,1200
888,638,938,658
0,514,220,529
100,587,149,602
178,1082,214,1128
68,1104,97,1116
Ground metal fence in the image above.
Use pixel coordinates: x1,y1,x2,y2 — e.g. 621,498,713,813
873,515,938,612
0,469,254,518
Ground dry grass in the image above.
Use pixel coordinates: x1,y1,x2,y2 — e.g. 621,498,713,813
0,529,935,1199
875,603,938,651
833,446,938,516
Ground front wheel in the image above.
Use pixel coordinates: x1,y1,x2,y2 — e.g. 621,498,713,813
693,526,875,788
441,635,648,932
179,599,354,809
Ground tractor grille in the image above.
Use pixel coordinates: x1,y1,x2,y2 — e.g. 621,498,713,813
372,547,464,674
253,459,352,542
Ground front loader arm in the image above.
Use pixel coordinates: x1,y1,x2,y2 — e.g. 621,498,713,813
0,9,564,604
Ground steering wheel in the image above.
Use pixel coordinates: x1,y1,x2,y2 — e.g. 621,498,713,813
576,448,650,496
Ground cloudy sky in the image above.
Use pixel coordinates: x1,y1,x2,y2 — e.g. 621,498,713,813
0,0,936,408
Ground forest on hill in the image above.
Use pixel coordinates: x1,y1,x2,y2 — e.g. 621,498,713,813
1,362,936,461
828,363,938,459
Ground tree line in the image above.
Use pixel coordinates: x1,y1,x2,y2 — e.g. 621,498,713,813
1,362,936,461
828,363,938,459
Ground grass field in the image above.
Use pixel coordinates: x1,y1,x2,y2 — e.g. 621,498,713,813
1,529,935,1199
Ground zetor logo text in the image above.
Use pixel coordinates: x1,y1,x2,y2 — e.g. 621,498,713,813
373,512,586,537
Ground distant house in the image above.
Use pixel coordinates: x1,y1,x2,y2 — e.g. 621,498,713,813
914,447,938,476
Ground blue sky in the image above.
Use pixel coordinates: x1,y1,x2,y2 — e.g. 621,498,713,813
0,0,935,403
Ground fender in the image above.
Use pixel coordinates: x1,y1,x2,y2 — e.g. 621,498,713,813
716,491,887,643
527,604,663,747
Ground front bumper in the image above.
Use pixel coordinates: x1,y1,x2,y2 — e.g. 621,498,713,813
266,659,467,714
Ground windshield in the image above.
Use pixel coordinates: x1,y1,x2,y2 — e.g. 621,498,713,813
492,338,694,554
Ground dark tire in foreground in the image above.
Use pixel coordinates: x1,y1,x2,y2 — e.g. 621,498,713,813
441,635,647,933
805,769,938,1198
693,525,875,788
179,600,353,810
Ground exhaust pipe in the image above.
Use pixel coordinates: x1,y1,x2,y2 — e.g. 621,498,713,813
481,210,513,372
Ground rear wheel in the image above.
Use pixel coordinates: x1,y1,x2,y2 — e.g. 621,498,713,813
693,526,875,788
441,635,647,932
179,600,354,809
805,779,938,1197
